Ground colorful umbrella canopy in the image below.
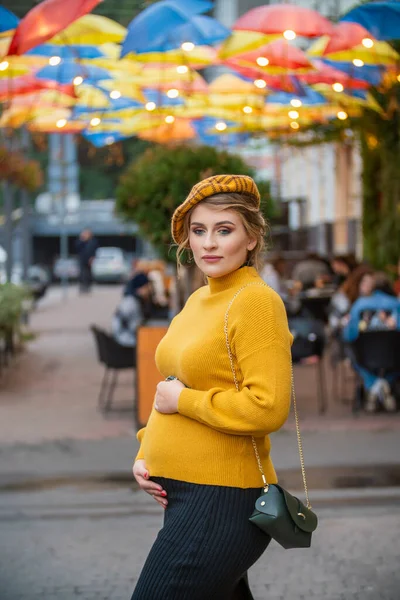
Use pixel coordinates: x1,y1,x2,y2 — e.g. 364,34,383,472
0,7,19,37
130,45,217,68
26,43,109,61
137,118,196,144
233,4,335,38
300,60,370,90
50,15,127,46
341,2,400,41
317,41,400,66
322,60,384,86
7,0,102,56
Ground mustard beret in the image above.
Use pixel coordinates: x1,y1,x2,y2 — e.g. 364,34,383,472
171,174,260,245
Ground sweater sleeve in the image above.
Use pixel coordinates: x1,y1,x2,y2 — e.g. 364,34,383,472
134,427,146,461
178,288,292,436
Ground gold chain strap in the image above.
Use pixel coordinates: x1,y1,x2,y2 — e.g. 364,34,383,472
224,283,311,509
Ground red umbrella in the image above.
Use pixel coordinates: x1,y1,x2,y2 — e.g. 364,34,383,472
0,75,75,101
231,39,313,70
7,0,102,56
311,22,376,56
233,4,335,38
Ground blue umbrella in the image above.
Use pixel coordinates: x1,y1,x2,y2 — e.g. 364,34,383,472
341,1,400,40
143,89,185,107
322,60,384,86
0,7,19,35
266,88,327,106
156,16,231,52
121,0,226,56
27,44,107,60
191,117,250,147
82,131,128,147
36,60,112,84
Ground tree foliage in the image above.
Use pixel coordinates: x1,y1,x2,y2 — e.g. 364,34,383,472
0,144,43,192
116,144,275,261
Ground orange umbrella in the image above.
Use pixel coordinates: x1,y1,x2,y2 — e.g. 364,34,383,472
7,0,101,56
137,118,196,144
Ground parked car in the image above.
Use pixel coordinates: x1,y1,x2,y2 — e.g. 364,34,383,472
91,247,130,283
53,256,80,282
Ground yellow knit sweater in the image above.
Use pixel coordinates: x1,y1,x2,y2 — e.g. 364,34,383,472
135,266,293,488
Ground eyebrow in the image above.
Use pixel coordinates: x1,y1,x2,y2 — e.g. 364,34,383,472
190,220,236,227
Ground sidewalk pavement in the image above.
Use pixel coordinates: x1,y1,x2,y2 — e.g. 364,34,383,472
0,284,399,491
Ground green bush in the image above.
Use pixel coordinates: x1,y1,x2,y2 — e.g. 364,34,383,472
116,144,275,261
0,283,31,330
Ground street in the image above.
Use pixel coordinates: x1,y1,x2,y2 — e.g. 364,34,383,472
0,482,399,600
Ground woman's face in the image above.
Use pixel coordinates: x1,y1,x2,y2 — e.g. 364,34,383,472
359,273,375,296
188,204,256,279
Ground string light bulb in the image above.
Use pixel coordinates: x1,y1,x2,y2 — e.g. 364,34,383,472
243,105,253,114
145,102,156,111
332,82,344,92
73,76,83,86
290,98,302,107
254,79,267,89
166,88,180,98
215,121,227,131
90,117,101,127
256,57,269,67
110,90,121,99
337,110,348,120
353,58,364,67
49,56,61,66
0,61,9,71
56,119,67,128
288,110,299,119
181,42,194,51
165,115,175,123
290,121,300,130
362,37,374,48
176,65,188,74
283,30,296,40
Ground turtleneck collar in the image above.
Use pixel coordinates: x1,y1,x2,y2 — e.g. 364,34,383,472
207,266,259,294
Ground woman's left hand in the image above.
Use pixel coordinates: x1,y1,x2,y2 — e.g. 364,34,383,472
154,379,185,414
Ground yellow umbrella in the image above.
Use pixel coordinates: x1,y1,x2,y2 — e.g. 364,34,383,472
49,15,127,45
137,119,196,144
218,31,280,59
129,46,218,69
209,73,266,95
0,56,32,78
0,105,71,128
312,83,383,112
96,79,146,103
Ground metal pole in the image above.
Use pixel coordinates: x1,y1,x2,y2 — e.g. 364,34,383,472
20,129,31,280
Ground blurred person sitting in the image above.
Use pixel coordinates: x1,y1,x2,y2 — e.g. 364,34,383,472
112,274,151,347
328,265,375,335
260,255,286,296
291,252,331,290
75,229,98,293
147,260,169,319
329,254,354,288
342,272,400,412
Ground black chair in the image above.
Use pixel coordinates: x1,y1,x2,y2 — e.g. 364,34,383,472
90,325,136,413
288,317,327,414
350,330,400,412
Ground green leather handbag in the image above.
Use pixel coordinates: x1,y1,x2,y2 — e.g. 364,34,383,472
225,283,318,550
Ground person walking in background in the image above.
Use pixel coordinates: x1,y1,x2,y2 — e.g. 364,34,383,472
131,175,292,599
75,229,98,294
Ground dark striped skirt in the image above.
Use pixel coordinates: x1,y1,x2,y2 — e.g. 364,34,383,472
131,478,271,600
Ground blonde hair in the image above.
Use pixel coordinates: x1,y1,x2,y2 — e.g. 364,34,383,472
175,193,268,272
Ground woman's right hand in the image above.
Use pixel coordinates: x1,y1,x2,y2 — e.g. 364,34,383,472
132,460,168,509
